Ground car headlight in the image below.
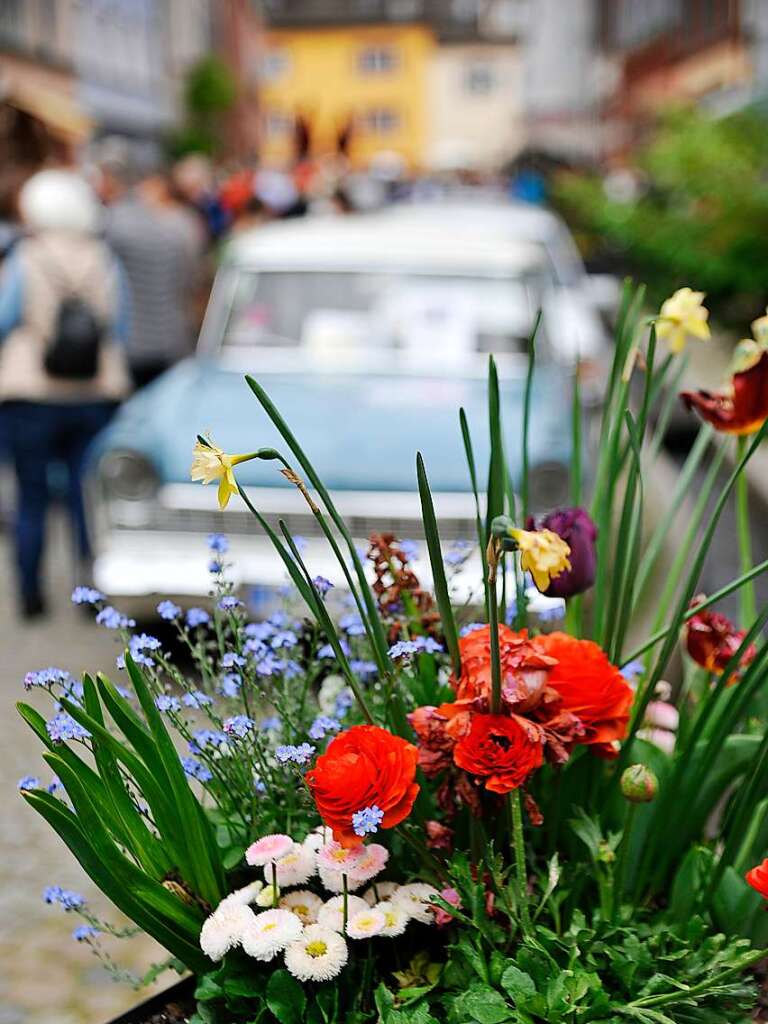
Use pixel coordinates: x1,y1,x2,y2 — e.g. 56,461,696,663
528,461,570,514
98,449,159,502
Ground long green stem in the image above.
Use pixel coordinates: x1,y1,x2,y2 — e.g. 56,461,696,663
736,434,756,627
611,803,637,922
509,789,531,936
488,562,502,714
342,874,349,933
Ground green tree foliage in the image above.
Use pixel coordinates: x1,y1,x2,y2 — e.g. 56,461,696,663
555,108,768,322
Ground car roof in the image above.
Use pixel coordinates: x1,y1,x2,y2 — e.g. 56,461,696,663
224,202,552,276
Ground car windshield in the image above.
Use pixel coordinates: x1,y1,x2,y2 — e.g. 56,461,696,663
220,269,548,358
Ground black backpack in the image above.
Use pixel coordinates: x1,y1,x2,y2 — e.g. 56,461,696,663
44,294,103,380
39,245,105,380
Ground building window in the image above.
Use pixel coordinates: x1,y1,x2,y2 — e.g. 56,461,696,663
360,107,400,134
264,110,293,137
610,0,682,49
261,49,291,81
358,45,398,74
464,61,496,95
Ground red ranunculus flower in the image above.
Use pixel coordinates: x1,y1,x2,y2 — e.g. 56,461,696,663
686,602,756,678
454,624,556,711
453,714,544,793
680,349,768,435
533,632,633,759
305,725,419,847
746,858,768,899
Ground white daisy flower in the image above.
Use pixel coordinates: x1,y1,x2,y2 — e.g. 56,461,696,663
285,924,348,982
200,902,255,961
246,833,293,867
264,842,316,888
363,881,399,906
317,894,367,933
280,890,323,925
346,843,388,885
220,880,264,907
346,907,386,939
392,883,439,924
375,900,409,937
241,908,303,961
256,883,280,907
302,831,325,852
319,865,366,893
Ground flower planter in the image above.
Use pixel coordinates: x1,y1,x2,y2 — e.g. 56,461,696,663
105,977,195,1024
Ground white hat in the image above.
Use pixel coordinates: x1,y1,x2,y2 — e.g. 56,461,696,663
19,169,101,235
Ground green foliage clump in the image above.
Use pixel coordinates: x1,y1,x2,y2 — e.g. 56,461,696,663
555,108,768,321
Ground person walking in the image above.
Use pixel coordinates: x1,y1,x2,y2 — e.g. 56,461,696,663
0,169,130,619
105,162,204,388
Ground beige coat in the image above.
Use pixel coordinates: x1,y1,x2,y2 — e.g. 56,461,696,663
0,232,131,403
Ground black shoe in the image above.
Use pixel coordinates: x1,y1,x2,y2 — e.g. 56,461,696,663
21,593,47,620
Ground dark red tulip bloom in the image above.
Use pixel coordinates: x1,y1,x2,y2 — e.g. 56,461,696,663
685,603,756,677
680,349,768,435
527,507,597,598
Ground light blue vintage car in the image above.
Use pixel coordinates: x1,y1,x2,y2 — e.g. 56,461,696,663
88,201,604,612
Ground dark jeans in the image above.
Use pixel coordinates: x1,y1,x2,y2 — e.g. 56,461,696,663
2,400,116,601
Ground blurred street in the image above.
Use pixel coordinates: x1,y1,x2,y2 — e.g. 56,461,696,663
0,512,163,1024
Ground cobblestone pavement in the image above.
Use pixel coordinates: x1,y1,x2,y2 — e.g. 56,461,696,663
0,514,168,1024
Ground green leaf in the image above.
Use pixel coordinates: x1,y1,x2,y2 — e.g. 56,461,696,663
244,373,392,674
417,451,461,677
520,310,541,522
195,973,224,1002
463,986,513,1023
22,787,208,973
266,969,306,1024
486,355,505,538
82,675,170,879
124,653,225,905
501,965,536,1007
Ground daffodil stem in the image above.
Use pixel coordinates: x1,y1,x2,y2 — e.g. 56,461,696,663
736,435,756,628
272,862,278,908
509,789,531,936
488,562,502,715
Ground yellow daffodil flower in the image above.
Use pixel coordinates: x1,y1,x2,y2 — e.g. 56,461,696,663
190,438,259,509
508,527,571,593
656,288,711,354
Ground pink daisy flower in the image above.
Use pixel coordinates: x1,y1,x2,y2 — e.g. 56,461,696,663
246,833,294,867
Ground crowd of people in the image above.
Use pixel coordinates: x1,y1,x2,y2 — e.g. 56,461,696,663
0,132,513,622
0,130,436,622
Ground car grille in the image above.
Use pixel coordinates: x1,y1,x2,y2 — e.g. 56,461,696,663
114,503,476,544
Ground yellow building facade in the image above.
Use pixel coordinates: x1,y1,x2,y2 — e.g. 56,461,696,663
258,23,435,170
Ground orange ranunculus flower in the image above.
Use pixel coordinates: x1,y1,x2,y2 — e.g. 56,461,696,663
533,633,633,759
453,624,557,711
305,725,419,847
680,348,768,435
686,602,756,677
746,858,768,899
453,714,544,794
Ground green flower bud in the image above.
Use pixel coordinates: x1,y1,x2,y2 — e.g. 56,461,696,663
620,764,658,804
491,515,515,539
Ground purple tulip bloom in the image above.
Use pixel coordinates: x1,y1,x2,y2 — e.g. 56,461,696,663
528,507,597,599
